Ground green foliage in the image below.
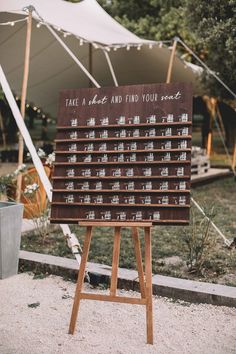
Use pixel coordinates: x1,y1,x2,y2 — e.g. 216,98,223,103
185,0,236,98
184,207,216,275
99,0,235,98
66,1,235,99
98,0,182,41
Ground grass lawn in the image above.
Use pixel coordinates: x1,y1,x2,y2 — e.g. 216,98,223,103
21,177,236,286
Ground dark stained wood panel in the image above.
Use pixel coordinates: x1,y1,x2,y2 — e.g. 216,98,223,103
50,83,192,225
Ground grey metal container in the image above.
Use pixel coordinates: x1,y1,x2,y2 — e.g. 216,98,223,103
0,201,24,279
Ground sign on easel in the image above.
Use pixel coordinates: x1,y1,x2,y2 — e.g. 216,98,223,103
51,83,192,225
50,83,192,345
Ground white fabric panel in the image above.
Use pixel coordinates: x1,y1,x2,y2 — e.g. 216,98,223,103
0,0,202,117
0,0,147,45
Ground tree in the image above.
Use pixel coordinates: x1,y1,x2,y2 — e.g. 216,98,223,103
98,1,203,67
99,1,188,41
185,0,236,99
64,1,236,99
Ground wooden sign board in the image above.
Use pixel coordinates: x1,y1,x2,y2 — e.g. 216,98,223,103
50,83,192,225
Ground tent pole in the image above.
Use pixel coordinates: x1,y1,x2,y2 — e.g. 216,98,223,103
166,38,177,84
0,65,82,264
215,102,225,136
103,49,118,87
89,43,93,87
43,21,100,88
16,9,33,202
176,37,236,99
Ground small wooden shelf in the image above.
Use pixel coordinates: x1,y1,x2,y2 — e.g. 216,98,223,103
57,121,192,130
50,217,189,224
55,135,192,143
54,160,190,166
52,175,190,180
54,148,191,154
51,202,190,208
52,189,189,193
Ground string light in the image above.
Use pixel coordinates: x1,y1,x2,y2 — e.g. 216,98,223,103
126,45,130,51
0,17,28,26
149,43,153,49
79,38,84,46
113,47,117,51
36,22,42,28
93,43,99,49
26,104,30,108
37,108,41,113
33,106,37,111
137,45,141,50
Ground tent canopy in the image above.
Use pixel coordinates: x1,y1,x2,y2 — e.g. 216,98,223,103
0,0,202,116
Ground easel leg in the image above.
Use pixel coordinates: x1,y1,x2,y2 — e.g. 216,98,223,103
69,226,93,334
144,227,153,344
110,227,121,296
132,227,146,298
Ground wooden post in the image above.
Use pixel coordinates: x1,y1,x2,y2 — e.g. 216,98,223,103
16,10,33,201
144,227,153,345
166,39,177,84
110,227,121,296
132,227,146,298
232,142,236,172
205,97,216,157
206,130,212,156
69,226,93,334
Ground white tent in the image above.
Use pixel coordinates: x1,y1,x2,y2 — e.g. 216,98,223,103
0,0,231,259
0,0,201,117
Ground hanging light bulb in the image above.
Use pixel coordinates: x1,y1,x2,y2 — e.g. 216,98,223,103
79,38,84,46
149,43,153,49
113,47,117,51
36,22,41,28
10,22,15,26
126,45,130,51
137,45,141,50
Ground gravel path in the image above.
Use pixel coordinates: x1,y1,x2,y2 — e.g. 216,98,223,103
0,273,235,354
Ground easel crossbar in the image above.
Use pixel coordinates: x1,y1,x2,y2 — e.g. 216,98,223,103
80,293,147,305
69,224,154,344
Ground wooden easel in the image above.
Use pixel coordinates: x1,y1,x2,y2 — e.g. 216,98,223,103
69,221,154,344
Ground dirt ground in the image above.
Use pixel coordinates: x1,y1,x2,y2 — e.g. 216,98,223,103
0,273,235,354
